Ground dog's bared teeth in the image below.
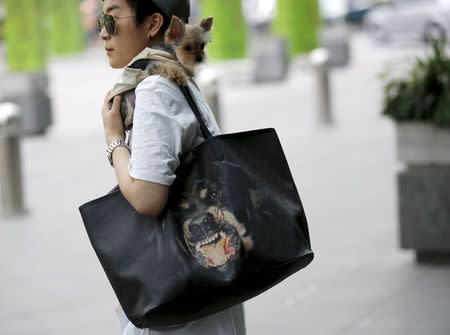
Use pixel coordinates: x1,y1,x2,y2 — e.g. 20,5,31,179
198,233,222,247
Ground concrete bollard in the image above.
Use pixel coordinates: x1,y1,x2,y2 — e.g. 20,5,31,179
0,72,52,136
0,102,26,217
197,68,222,130
309,48,333,124
250,33,289,83
319,23,351,68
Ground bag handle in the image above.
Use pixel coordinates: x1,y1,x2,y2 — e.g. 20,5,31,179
178,84,213,140
178,84,224,161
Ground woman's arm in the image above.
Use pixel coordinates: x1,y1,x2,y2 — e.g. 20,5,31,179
103,93,170,218
111,145,170,218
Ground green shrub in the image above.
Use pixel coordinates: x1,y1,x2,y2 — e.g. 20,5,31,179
382,39,450,128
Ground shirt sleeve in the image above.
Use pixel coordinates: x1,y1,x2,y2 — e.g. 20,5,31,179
127,77,185,186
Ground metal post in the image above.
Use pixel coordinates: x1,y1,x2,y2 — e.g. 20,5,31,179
0,102,26,217
309,48,333,124
319,23,351,68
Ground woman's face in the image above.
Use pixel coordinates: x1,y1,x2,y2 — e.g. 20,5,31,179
100,0,150,68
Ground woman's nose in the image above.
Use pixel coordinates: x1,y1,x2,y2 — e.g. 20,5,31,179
100,27,110,40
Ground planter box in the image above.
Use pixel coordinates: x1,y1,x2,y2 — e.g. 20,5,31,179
398,167,450,260
396,122,450,165
396,122,450,263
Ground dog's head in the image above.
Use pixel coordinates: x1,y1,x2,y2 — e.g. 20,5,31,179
164,15,213,73
173,161,257,274
177,177,241,272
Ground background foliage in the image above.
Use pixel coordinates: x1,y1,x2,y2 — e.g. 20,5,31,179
382,40,450,128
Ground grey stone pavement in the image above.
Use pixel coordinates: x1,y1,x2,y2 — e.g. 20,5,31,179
1,31,450,335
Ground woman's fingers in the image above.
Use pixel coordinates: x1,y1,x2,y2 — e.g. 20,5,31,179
111,95,122,114
104,90,112,106
102,91,124,145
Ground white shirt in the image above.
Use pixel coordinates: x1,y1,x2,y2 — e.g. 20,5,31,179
127,75,220,186
122,74,246,335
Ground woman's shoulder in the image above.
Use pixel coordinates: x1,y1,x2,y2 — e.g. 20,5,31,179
133,74,222,140
133,74,197,125
136,74,180,97
134,75,207,117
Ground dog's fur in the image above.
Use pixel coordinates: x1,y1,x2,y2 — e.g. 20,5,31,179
111,15,213,130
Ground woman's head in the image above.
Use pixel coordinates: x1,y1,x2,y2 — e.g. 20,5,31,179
100,0,190,68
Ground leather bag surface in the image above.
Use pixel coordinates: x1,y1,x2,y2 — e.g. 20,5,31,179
79,85,314,330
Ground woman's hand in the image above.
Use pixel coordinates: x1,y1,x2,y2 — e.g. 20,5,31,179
102,90,125,145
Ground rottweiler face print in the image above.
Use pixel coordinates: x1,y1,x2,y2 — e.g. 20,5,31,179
173,161,256,275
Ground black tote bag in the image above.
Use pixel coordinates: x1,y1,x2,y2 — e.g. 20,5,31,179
79,85,314,330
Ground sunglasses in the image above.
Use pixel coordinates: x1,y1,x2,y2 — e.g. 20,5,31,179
97,13,136,36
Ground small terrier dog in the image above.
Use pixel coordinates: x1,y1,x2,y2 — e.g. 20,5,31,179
162,15,214,80
111,15,214,130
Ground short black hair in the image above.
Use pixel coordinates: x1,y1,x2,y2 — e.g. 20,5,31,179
103,0,170,33
127,0,169,29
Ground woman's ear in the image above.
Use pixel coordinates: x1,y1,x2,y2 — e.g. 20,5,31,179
145,13,165,40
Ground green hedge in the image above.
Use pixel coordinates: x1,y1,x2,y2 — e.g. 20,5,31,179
4,0,48,72
273,0,320,56
200,0,247,60
47,0,85,55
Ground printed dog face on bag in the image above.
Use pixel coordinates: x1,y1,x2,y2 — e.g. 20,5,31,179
173,161,257,275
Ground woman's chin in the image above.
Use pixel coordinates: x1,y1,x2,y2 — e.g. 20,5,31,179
107,55,121,69
108,59,118,69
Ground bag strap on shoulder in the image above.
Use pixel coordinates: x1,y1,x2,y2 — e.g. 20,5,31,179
129,58,224,161
178,85,224,161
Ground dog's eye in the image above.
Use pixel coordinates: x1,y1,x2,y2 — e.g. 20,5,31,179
210,192,218,200
185,45,192,52
200,43,205,50
178,199,190,210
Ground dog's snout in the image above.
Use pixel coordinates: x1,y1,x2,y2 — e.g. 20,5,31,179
189,222,203,236
195,55,203,62
189,213,215,236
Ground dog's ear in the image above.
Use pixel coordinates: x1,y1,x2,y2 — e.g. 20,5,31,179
200,16,213,33
165,15,186,44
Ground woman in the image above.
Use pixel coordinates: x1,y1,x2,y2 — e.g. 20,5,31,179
99,0,247,334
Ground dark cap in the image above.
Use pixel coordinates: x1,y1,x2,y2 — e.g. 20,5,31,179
152,0,190,22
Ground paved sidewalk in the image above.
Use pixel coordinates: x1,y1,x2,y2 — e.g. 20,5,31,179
1,33,449,335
